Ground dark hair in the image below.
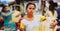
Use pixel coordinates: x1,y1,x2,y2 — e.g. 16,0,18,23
26,3,36,10
15,6,20,11
49,1,54,5
42,1,46,7
49,5,55,10
2,5,7,12
49,4,55,16
54,3,58,7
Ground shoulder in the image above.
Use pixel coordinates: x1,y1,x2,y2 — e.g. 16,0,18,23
21,18,27,24
21,18,26,23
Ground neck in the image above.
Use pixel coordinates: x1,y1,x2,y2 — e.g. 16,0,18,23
27,14,34,18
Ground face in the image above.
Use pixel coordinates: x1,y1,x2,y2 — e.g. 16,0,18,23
26,4,35,14
4,7,9,12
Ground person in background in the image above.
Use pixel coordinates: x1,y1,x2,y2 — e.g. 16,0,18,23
48,4,57,31
45,1,57,20
0,10,4,30
48,0,54,5
12,6,21,31
54,3,60,31
41,3,58,31
41,0,46,15
20,3,40,31
12,6,21,23
1,5,16,31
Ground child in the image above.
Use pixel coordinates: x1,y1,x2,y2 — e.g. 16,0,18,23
1,5,16,31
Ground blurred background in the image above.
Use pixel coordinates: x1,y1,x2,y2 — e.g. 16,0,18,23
0,0,60,31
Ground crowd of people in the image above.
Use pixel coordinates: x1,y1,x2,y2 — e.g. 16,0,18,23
0,0,60,31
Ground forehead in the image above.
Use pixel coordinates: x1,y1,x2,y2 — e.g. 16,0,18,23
28,5,35,8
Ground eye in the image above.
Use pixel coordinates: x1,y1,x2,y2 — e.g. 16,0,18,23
29,8,31,9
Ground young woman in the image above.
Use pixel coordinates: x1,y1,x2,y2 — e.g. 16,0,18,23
40,4,58,31
45,4,57,20
20,3,40,31
1,5,16,31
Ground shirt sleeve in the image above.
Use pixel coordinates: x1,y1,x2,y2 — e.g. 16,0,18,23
20,23,25,28
20,19,25,28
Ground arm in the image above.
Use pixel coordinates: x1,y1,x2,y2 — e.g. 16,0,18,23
2,12,12,17
2,13,9,17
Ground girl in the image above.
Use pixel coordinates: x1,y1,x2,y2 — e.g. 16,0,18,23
20,3,40,31
1,5,16,31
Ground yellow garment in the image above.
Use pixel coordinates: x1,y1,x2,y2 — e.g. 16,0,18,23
12,15,20,23
40,20,57,31
12,16,17,23
32,28,40,31
12,10,21,23
20,23,25,28
20,23,40,31
42,10,58,31
40,15,46,21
